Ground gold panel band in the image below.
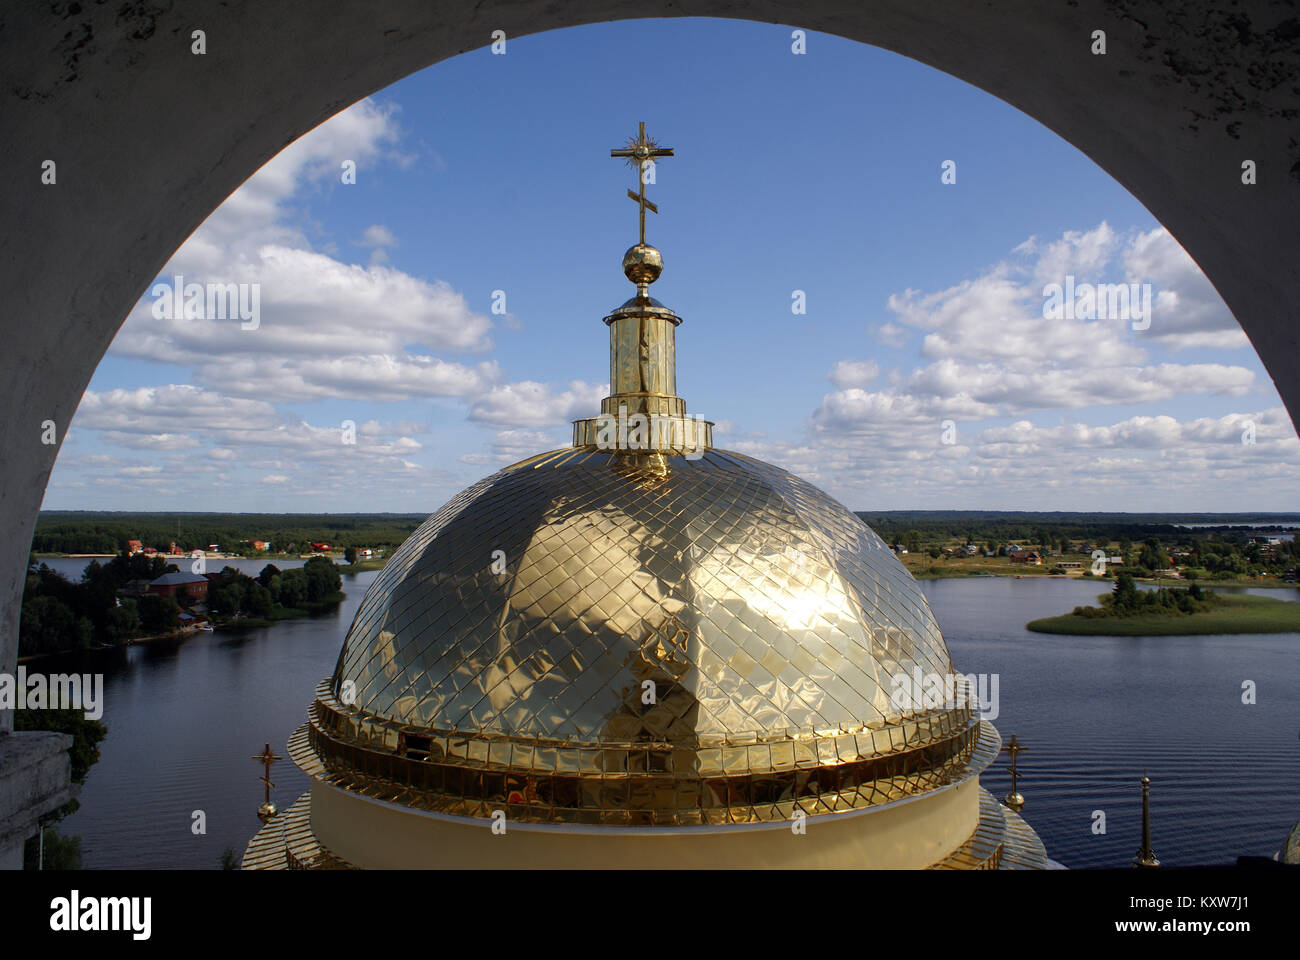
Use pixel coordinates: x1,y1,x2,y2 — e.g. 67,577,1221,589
302,683,985,826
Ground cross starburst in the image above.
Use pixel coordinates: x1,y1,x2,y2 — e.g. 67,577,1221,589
610,122,674,246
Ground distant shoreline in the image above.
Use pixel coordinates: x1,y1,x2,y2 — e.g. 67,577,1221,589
16,590,350,665
1026,593,1300,636
905,562,1299,591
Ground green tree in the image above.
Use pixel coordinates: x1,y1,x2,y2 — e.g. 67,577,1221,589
303,556,342,602
246,582,274,619
137,593,180,633
103,598,141,644
344,546,357,565
1138,540,1169,572
279,568,307,608
1112,572,1139,610
19,595,93,656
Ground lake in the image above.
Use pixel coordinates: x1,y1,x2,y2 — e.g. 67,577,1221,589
38,566,1300,869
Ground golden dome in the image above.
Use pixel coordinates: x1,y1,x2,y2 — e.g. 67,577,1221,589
306,445,977,826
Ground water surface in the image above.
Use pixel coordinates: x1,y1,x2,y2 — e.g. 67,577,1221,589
43,571,1300,869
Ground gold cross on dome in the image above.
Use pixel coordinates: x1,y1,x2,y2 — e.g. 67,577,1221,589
610,121,674,245
252,742,281,799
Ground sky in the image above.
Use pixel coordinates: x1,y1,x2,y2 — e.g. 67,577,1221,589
43,18,1300,515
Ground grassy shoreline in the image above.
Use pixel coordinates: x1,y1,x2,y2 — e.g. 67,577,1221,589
899,553,1298,589
339,557,389,573
1027,593,1300,636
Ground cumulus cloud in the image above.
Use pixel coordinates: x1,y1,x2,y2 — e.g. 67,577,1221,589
468,381,607,428
108,98,496,404
874,322,908,347
360,225,398,248
460,429,567,467
890,222,1250,367
828,360,880,389
728,406,1299,511
191,354,499,403
49,97,630,511
741,222,1288,508
1123,228,1247,349
76,386,281,434
809,225,1258,456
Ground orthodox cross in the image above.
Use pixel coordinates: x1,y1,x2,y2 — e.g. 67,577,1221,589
610,121,673,245
252,742,280,805
1002,734,1027,809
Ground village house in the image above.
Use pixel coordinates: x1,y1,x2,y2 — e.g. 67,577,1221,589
126,539,143,555
1009,550,1042,565
147,570,210,601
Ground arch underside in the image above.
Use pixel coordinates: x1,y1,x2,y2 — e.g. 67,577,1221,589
1,0,1296,724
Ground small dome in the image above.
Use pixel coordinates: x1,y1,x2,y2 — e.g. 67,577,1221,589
622,243,663,286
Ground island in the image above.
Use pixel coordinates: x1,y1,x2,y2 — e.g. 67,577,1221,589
18,552,346,659
1027,574,1300,636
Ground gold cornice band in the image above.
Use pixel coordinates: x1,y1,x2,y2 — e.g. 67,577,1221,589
302,683,984,826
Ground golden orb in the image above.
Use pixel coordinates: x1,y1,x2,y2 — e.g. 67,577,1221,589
257,801,278,822
622,243,663,286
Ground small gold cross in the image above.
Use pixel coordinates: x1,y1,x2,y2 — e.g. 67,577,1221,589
610,121,674,245
252,742,281,802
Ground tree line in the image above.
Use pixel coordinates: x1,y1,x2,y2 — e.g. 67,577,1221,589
31,511,424,556
21,553,185,656
19,551,345,657
206,557,342,620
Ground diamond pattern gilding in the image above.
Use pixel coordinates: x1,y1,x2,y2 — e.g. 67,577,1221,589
321,447,966,823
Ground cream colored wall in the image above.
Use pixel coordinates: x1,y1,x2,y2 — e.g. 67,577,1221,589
310,778,979,869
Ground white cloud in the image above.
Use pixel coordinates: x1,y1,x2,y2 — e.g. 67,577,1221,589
828,360,880,389
874,322,908,347
461,429,566,466
100,432,201,451
192,354,499,403
468,381,607,428
108,99,495,405
1122,228,1247,349
360,225,398,248
76,386,281,434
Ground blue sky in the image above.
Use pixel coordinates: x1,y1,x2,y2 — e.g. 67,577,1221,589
46,18,1299,513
